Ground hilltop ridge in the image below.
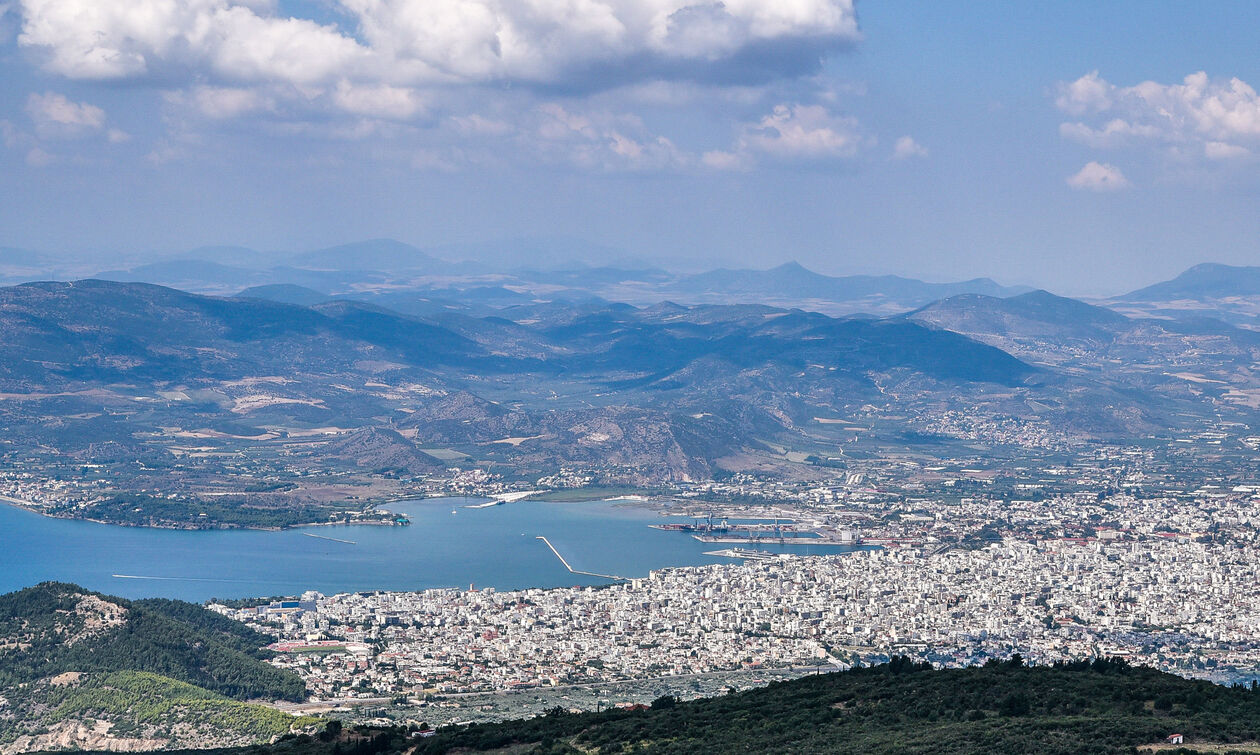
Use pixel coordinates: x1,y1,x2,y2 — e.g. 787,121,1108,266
0,583,312,754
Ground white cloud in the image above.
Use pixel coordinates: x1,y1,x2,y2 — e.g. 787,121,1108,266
701,149,748,170
17,0,858,90
892,135,927,159
1056,71,1260,161
10,0,884,174
530,102,689,171
1054,70,1112,116
1066,161,1130,192
734,103,863,161
18,0,366,82
1057,118,1161,149
25,91,105,136
182,86,274,119
1204,141,1252,161
332,82,425,120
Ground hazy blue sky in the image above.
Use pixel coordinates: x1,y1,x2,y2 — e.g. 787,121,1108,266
2,1,1260,294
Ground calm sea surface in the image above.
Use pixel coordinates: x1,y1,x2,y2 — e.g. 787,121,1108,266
0,497,862,601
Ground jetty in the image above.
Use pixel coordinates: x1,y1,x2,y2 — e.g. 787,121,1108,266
302,532,356,545
466,490,541,508
465,500,505,509
536,536,625,581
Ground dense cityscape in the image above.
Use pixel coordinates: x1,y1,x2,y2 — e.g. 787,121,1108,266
208,484,1260,715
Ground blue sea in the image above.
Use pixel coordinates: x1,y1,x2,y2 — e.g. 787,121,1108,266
0,497,862,601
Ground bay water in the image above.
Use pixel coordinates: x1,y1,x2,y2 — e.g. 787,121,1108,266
0,497,861,601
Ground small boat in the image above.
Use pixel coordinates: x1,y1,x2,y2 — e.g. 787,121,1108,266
451,509,457,515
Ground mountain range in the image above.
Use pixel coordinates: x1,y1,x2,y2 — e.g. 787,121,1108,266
3,247,1260,527
12,236,1260,325
2,274,1259,505
0,279,1038,488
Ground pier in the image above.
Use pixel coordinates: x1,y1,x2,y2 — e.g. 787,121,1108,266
536,536,626,581
302,532,356,545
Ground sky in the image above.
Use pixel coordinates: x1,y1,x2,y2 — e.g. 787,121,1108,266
2,1,1260,295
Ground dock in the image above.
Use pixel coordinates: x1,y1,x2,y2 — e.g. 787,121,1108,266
703,548,782,561
536,536,626,581
693,534,811,544
302,532,356,545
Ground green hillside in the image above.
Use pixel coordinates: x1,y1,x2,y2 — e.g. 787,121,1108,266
0,583,314,752
47,670,316,740
0,582,305,701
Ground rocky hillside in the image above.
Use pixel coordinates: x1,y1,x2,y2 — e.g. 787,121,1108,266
0,583,313,753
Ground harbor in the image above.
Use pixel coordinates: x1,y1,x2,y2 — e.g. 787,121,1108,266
0,496,862,602
653,514,860,546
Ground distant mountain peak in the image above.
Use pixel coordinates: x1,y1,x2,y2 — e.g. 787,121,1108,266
1120,262,1260,301
676,263,1029,307
769,260,813,274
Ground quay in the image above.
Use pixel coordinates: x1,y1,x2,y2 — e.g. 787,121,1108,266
650,521,799,534
703,548,782,561
536,536,626,581
693,534,814,544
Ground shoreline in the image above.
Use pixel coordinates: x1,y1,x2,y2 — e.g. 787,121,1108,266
0,487,667,532
0,494,405,533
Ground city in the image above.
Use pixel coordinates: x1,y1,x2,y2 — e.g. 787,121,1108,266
210,487,1260,725
6,0,1260,751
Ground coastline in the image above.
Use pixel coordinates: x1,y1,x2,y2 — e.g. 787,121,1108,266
0,494,404,532
0,487,663,532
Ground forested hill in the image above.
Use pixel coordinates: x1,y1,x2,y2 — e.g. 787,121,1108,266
90,657,1260,755
0,582,303,701
434,658,1260,754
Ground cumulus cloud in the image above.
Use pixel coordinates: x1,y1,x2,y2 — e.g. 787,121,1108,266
17,0,858,91
1054,70,1112,116
530,102,689,171
892,135,927,159
1066,161,1129,191
701,148,747,170
179,86,274,119
1204,140,1252,161
18,0,366,82
25,90,104,136
736,103,863,160
698,102,868,169
332,82,426,120
1057,71,1260,161
8,0,889,173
